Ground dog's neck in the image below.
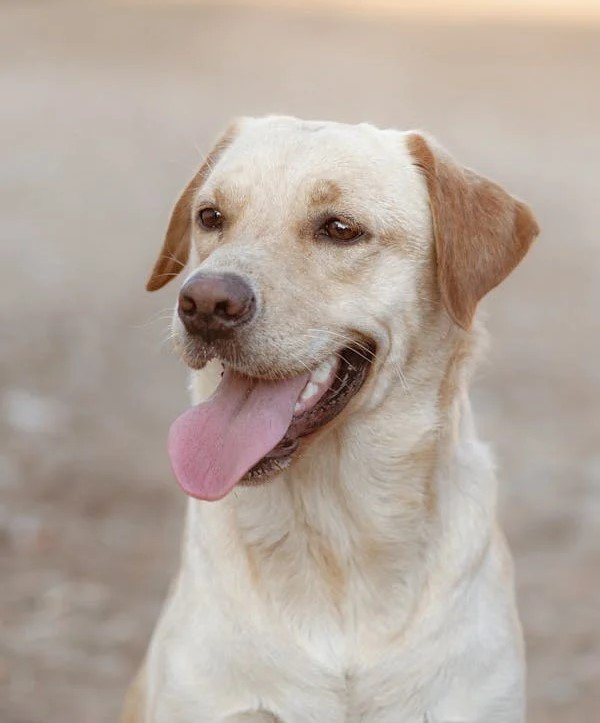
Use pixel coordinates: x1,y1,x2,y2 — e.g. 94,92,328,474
181,324,497,638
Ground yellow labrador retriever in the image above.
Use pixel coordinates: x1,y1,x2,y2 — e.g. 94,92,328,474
123,116,539,722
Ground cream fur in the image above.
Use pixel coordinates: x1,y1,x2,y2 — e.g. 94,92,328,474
124,117,530,722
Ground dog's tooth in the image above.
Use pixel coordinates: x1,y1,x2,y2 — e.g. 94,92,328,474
294,401,302,413
311,354,337,384
312,362,332,384
301,382,319,401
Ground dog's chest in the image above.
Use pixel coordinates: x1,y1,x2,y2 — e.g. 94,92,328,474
153,536,432,718
151,562,520,723
152,580,431,723
148,496,522,722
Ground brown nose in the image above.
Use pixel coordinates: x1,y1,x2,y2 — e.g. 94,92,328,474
178,272,256,339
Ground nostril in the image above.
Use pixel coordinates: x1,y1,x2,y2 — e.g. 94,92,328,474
214,293,255,321
179,294,197,316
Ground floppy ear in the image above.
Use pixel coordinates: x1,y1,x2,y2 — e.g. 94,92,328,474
146,126,238,292
407,133,539,329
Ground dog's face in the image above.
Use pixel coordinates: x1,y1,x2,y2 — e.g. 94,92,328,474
148,116,538,500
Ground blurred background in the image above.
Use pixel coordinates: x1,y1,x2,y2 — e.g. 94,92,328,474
1,1,599,721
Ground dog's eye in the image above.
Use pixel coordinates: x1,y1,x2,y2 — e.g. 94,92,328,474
320,218,362,243
197,207,223,230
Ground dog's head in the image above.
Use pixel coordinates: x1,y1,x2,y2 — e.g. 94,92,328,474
147,116,538,500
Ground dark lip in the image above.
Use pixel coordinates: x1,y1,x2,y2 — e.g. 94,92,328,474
239,340,376,486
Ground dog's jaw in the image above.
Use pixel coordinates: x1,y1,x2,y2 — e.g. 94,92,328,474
168,339,376,499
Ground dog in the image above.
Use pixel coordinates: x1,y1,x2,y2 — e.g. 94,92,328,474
122,116,539,722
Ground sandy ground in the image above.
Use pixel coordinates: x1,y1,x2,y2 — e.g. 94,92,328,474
1,2,599,721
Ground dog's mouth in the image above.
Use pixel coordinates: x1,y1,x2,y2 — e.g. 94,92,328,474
242,343,375,485
168,341,375,501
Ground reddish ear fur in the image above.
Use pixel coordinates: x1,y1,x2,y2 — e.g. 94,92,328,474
407,133,539,329
146,126,238,292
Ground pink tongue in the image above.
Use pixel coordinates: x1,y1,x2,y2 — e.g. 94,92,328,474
168,369,309,501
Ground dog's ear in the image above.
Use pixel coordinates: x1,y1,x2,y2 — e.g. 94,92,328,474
407,133,539,329
146,125,238,292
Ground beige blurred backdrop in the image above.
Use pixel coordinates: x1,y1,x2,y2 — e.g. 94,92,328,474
1,1,599,721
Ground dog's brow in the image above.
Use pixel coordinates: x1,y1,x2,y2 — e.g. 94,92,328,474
309,180,342,206
212,184,249,213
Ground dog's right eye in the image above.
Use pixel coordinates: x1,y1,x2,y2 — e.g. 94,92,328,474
197,207,223,230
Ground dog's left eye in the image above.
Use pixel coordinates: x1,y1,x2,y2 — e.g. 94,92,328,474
320,218,363,243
